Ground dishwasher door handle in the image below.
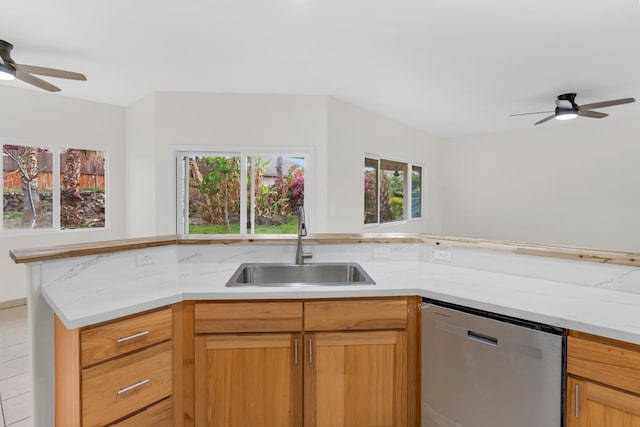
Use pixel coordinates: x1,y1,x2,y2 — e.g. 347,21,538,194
467,330,498,346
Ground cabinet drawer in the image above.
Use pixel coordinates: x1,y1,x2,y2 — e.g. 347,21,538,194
195,301,303,333
110,397,173,427
304,299,407,331
82,341,173,426
568,332,640,395
81,308,172,367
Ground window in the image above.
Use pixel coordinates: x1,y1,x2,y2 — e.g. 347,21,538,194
364,158,378,224
411,165,423,219
60,148,106,230
364,156,423,225
2,142,107,232
177,149,308,235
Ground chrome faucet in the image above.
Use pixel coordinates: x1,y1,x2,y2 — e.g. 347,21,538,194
295,206,312,265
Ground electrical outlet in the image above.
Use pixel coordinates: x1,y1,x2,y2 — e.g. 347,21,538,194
373,247,391,258
433,249,452,262
136,253,156,266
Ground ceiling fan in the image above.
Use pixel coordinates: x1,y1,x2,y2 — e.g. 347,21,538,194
510,93,635,125
0,39,86,92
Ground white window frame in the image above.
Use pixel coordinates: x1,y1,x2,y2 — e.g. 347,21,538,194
1,138,109,234
363,153,424,228
174,145,314,235
409,164,425,222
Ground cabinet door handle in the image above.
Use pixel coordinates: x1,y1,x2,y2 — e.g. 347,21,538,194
294,338,298,365
575,383,580,418
116,330,149,343
117,379,150,395
309,337,313,364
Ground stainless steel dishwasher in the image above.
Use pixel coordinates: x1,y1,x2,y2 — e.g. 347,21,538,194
421,301,565,427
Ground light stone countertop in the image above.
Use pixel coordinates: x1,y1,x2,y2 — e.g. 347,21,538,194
37,241,640,344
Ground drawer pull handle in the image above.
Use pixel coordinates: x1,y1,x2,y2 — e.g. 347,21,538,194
116,331,150,343
294,338,298,365
117,379,150,395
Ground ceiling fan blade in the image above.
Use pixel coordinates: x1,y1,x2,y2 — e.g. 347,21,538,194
534,114,556,125
509,111,554,117
578,98,635,110
12,63,86,81
578,109,608,119
16,71,60,92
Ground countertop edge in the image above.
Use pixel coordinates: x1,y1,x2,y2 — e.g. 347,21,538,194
56,285,640,346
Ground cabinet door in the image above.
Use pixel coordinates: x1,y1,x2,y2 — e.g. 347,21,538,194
304,331,407,427
195,333,302,427
568,376,640,427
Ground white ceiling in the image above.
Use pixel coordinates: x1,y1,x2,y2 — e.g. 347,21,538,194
2,0,640,137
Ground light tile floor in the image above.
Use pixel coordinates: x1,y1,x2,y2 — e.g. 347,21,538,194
0,305,31,427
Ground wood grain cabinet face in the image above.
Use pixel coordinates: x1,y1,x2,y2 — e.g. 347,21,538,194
195,301,303,333
304,299,408,331
109,397,173,427
82,341,173,426
80,308,172,367
304,331,407,427
55,307,177,427
568,377,640,427
194,333,303,427
567,332,640,427
193,298,412,427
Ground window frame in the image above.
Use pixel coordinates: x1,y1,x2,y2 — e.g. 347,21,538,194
174,145,314,236
1,139,109,235
410,164,424,221
363,154,424,228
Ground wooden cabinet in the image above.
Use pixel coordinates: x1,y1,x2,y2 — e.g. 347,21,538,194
304,331,406,427
55,306,182,427
194,297,419,427
54,297,419,426
110,398,174,427
195,333,302,426
303,299,409,427
194,301,303,427
568,377,640,427
567,331,640,427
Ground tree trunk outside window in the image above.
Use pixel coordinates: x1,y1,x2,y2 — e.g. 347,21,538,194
18,146,40,228
61,149,83,228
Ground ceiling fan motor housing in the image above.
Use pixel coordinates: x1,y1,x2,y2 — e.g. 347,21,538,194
557,93,578,110
0,40,15,64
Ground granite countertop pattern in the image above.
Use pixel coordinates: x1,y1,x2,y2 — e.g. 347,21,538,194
36,241,640,345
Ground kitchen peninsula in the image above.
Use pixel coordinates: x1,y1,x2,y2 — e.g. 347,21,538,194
10,234,640,426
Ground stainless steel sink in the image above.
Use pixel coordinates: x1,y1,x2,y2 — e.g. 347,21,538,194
225,262,376,287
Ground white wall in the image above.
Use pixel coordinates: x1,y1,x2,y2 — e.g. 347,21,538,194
126,92,329,235
327,97,444,233
125,94,158,236
0,86,126,302
440,116,640,252
124,93,444,237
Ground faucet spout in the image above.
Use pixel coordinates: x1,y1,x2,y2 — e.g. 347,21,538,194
296,207,312,265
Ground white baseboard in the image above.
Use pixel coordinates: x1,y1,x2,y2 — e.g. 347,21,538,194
0,298,26,310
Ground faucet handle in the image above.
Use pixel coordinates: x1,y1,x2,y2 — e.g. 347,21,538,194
298,207,308,237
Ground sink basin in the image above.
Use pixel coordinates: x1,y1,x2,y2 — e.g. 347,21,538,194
225,262,376,287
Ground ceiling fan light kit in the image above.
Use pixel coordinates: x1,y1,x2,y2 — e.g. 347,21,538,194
0,39,87,92
0,62,15,80
554,109,577,121
510,93,635,125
